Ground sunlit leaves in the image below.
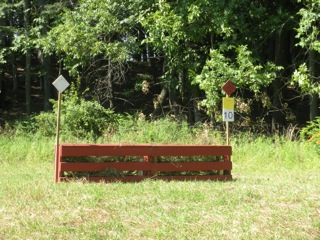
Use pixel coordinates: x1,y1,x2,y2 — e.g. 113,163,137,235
296,1,320,50
294,0,320,95
194,46,281,114
41,0,137,76
292,63,320,94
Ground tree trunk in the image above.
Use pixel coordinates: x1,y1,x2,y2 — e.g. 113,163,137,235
169,86,179,118
6,5,19,97
107,56,114,108
308,49,319,120
25,51,31,114
10,53,18,96
0,73,5,109
24,0,31,115
309,93,318,121
41,51,52,111
39,0,52,111
152,86,167,118
272,28,288,132
0,15,6,108
192,86,201,124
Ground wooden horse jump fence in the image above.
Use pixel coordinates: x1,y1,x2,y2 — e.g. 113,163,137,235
54,144,232,182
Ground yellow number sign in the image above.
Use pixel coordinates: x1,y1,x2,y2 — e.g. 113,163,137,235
222,97,234,122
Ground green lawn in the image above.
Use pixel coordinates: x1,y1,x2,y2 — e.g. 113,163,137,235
0,135,319,239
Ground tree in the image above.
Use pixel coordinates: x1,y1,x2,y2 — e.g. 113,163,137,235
39,0,141,108
141,0,228,119
24,0,31,114
293,0,320,120
37,0,52,111
194,46,280,116
0,2,7,108
0,0,22,103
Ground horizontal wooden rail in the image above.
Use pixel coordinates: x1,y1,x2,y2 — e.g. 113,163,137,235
58,144,231,157
60,175,232,182
55,144,232,182
60,161,232,172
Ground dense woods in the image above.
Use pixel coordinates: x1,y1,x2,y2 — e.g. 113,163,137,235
0,0,319,133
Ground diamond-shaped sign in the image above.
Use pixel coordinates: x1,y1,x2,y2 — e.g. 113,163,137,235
52,75,69,93
221,80,236,96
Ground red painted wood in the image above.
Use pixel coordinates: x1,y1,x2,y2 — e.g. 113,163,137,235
61,162,152,172
151,161,232,171
60,175,232,182
59,144,231,157
60,161,232,172
60,176,146,183
154,175,232,181
55,143,233,182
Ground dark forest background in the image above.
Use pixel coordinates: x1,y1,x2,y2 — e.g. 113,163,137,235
1,0,320,134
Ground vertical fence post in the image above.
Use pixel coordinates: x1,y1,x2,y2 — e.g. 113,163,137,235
221,80,236,146
54,92,61,182
52,75,69,182
225,94,230,146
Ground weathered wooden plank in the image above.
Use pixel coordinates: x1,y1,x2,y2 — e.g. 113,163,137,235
60,161,232,172
56,144,233,182
154,175,232,181
60,162,152,172
60,175,232,182
60,176,145,183
151,161,232,171
59,144,232,157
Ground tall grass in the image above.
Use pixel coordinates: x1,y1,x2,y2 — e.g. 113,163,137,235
0,135,54,163
233,133,319,175
0,121,319,239
105,118,224,145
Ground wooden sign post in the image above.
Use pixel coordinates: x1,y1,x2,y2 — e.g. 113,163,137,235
222,97,234,145
221,80,236,146
52,75,70,182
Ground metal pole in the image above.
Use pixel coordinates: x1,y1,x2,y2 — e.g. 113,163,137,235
54,92,62,182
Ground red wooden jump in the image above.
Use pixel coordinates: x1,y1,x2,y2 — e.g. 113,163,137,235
55,144,232,182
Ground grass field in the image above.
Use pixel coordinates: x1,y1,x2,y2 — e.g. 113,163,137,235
0,134,319,239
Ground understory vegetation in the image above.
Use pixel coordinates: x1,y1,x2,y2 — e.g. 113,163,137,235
0,116,319,239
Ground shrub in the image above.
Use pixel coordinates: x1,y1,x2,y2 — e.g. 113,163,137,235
15,83,120,140
33,112,56,137
60,99,119,139
300,117,320,151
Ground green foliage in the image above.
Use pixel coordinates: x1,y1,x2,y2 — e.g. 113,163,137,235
300,117,320,150
56,83,120,140
0,48,6,64
61,98,118,140
14,82,120,140
41,0,137,76
140,0,202,91
13,115,40,137
296,1,320,50
291,63,320,95
294,1,320,95
33,112,56,137
111,116,222,145
11,1,75,56
194,46,281,114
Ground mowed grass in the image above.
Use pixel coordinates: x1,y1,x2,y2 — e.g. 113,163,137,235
0,134,319,239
